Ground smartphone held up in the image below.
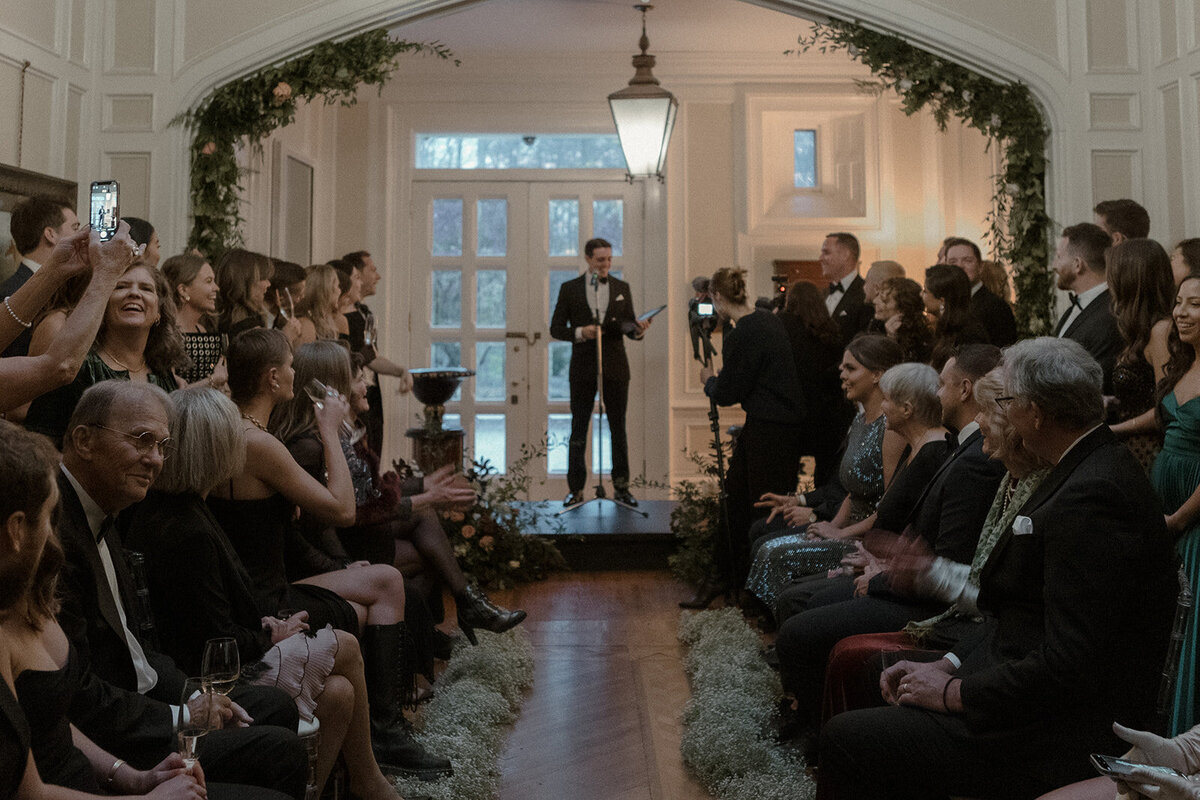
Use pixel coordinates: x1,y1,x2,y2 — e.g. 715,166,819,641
89,180,119,241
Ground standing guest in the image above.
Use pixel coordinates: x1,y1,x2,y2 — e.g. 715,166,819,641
549,237,651,508
1171,238,1200,287
861,261,906,333
1094,198,1150,244
122,218,160,270
264,260,305,330
1105,239,1174,471
25,263,185,446
216,249,280,339
922,264,990,369
54,380,308,796
873,277,932,363
779,281,853,486
821,337,1176,799
979,260,1013,304
821,233,874,345
1052,223,1123,394
162,253,226,389
295,265,344,345
944,237,1017,347
1,195,80,358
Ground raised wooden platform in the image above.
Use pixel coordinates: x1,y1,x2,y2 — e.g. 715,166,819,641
517,499,677,571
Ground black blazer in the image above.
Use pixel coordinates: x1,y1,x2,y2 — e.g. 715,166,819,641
829,275,875,346
1054,289,1122,394
549,274,641,382
957,427,1175,743
969,286,1018,347
0,264,33,357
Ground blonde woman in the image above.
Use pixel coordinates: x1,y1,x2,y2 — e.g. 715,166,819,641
296,264,343,344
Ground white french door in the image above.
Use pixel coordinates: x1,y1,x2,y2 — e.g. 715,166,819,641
409,179,644,500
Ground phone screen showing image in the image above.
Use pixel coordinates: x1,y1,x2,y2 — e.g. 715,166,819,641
90,181,119,242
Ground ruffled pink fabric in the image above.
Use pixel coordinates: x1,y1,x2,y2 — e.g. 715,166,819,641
252,625,339,722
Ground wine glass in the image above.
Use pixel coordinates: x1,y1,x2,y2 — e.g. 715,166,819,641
201,637,240,696
279,287,295,321
304,378,355,439
177,678,215,771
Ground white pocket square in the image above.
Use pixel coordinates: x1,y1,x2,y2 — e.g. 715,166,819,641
615,294,625,301
1012,515,1034,536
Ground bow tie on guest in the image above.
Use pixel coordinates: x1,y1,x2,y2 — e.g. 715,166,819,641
597,277,608,284
828,282,845,295
945,431,959,447
1068,293,1081,310
96,516,115,544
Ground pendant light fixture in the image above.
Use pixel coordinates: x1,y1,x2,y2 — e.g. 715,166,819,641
607,4,678,181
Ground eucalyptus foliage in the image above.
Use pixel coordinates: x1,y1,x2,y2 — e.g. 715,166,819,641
795,20,1054,336
175,29,456,258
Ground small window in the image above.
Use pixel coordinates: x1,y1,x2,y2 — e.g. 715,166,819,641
794,130,817,188
416,134,625,169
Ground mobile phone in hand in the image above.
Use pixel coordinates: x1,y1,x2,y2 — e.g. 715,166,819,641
89,180,119,241
1090,753,1185,780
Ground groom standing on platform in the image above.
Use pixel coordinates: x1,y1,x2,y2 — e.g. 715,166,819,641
550,237,651,508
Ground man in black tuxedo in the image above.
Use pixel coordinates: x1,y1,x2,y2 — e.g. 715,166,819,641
1,195,79,358
1052,222,1122,394
821,232,875,345
821,337,1176,799
549,237,650,507
944,237,1017,347
55,380,307,797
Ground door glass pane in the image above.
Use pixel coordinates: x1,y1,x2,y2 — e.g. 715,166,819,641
431,341,463,401
547,413,572,474
476,270,506,328
431,271,462,328
444,413,462,431
549,270,577,320
475,341,505,401
477,199,507,257
590,413,612,475
548,200,579,257
474,414,506,472
592,200,624,256
432,199,463,256
548,341,571,401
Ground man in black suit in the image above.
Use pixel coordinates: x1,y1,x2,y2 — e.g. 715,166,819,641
821,337,1176,799
1,195,79,358
1052,222,1122,394
549,237,650,507
821,232,875,345
944,237,1017,347
55,380,307,797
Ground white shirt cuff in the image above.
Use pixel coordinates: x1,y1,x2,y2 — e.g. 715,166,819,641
943,653,962,670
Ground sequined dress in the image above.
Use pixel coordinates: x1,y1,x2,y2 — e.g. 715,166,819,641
744,411,887,610
179,330,225,384
1111,356,1162,471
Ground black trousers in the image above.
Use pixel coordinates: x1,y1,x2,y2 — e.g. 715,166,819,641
195,685,308,799
568,371,629,492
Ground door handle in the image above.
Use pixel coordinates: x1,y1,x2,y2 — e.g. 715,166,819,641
505,331,542,345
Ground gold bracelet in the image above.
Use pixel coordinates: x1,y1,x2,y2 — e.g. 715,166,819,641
3,296,31,328
105,758,126,787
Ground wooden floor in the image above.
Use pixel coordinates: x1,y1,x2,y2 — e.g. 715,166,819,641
485,570,711,800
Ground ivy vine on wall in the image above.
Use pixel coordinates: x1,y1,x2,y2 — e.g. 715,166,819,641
175,29,457,259
795,19,1055,336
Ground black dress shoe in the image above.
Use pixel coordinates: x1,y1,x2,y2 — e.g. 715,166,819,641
563,491,584,507
613,488,638,507
679,577,727,609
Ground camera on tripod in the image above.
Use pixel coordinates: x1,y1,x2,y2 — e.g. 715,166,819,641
688,276,719,364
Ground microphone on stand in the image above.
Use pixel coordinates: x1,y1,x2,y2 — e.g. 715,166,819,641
590,271,599,290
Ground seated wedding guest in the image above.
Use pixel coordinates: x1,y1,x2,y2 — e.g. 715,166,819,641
162,253,226,389
773,350,1007,749
680,267,806,608
944,237,1017,347
1051,222,1121,394
125,386,429,798
1036,721,1200,799
212,328,451,779
779,281,853,485
264,260,305,330
215,249,273,338
743,336,906,614
0,419,213,800
1105,239,1174,471
53,381,307,796
1,194,79,358
276,344,525,646
1172,238,1200,286
821,337,1176,799
122,218,160,270
25,261,185,446
0,224,136,414
872,277,932,363
1094,198,1150,244
295,265,345,345
922,264,990,369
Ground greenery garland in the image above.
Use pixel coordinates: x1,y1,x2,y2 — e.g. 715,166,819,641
174,29,457,259
393,628,535,800
679,609,813,800
795,20,1055,336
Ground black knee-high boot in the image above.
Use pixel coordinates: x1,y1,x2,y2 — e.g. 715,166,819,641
361,622,453,780
455,584,527,646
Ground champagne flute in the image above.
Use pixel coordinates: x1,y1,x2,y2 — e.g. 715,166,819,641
304,378,355,439
177,678,215,771
279,287,295,321
201,637,240,696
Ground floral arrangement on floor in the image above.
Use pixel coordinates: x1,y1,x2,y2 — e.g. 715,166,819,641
393,627,535,800
173,29,457,258
795,19,1054,337
679,608,813,800
425,440,568,590
656,448,726,586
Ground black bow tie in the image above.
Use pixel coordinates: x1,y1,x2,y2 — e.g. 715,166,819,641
828,282,844,295
596,277,608,285
945,431,958,447
96,516,115,544
1068,293,1081,310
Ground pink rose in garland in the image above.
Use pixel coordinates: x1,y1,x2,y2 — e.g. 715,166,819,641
200,141,217,155
272,81,292,105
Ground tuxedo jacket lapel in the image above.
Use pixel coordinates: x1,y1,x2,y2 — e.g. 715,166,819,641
58,474,127,641
904,429,982,527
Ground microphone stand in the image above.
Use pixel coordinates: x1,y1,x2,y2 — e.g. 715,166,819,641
558,270,648,518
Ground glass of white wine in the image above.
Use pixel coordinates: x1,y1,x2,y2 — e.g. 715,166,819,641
177,678,215,771
201,637,240,696
304,378,356,440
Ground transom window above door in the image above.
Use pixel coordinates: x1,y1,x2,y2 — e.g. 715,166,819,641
415,134,625,169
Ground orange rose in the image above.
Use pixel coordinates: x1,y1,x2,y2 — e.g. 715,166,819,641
200,141,217,155
478,535,494,551
460,525,476,539
272,81,293,104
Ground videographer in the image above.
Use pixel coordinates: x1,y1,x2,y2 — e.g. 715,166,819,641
687,275,718,364
682,266,806,608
